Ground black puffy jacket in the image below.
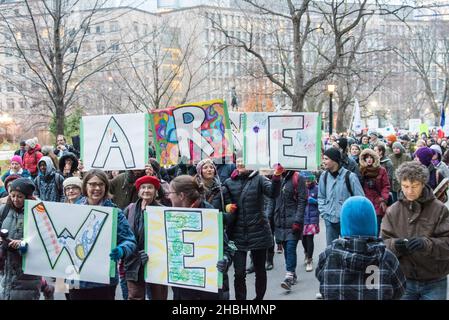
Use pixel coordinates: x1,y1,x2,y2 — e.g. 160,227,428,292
223,170,281,251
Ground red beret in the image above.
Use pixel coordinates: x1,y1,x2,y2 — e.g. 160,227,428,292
135,175,160,191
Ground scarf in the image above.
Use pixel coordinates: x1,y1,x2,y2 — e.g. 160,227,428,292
361,165,379,179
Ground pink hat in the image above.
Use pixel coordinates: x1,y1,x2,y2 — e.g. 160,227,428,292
10,155,23,166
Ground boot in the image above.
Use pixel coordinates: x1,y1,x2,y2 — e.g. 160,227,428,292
266,251,274,271
306,258,313,272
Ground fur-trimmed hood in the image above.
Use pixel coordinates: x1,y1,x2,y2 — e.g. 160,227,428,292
359,148,380,168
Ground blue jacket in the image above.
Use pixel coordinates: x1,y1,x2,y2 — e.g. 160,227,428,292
74,197,136,289
1,169,32,182
304,183,319,225
318,167,365,224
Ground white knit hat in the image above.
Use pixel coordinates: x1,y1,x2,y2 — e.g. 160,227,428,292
63,177,82,190
25,138,36,149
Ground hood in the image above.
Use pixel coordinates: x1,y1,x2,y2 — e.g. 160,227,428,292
331,237,386,272
38,156,55,176
59,152,79,174
398,183,436,205
359,148,380,168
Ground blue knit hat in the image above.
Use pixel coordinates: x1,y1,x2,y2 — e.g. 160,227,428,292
340,196,378,238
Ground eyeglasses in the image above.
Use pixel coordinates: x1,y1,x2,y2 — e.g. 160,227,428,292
87,182,105,189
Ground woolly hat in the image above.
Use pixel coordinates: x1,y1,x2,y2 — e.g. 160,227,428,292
4,174,21,190
196,158,217,179
336,137,348,151
414,147,434,167
386,134,397,143
324,148,341,164
63,177,83,190
392,142,405,153
9,178,35,198
430,144,443,156
135,175,160,191
10,155,23,166
25,138,36,149
340,196,378,238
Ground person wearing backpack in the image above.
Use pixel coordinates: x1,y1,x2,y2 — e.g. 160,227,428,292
33,156,64,202
267,170,307,291
318,148,365,246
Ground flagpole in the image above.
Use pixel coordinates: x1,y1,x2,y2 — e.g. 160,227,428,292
349,99,357,134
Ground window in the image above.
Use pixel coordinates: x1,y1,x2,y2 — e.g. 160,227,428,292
6,99,14,110
69,43,78,53
110,21,119,33
6,86,14,92
133,22,139,34
111,42,119,53
5,65,13,75
19,66,26,75
96,40,106,52
95,23,104,34
19,100,25,109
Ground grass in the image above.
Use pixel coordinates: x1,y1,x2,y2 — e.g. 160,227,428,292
0,160,9,174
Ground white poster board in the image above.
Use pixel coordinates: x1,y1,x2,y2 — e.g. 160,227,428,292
23,200,117,284
229,112,244,157
409,119,421,133
81,113,149,171
244,112,321,171
367,118,379,129
145,206,223,293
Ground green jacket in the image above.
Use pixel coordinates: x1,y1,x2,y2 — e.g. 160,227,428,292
388,152,411,192
109,172,139,210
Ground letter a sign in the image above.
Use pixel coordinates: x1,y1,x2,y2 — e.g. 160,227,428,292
81,113,149,171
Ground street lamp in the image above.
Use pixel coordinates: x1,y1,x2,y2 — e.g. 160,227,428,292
327,84,336,135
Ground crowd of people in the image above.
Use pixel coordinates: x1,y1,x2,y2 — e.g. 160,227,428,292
0,128,448,300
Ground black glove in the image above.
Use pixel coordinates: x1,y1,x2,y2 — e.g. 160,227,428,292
406,237,426,253
394,239,409,256
216,257,229,273
139,250,148,266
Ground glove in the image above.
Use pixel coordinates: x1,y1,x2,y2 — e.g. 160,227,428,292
308,197,317,205
225,204,238,214
406,237,426,253
18,241,28,255
216,256,229,273
109,246,124,262
394,239,409,256
139,250,148,266
273,163,285,176
292,223,302,234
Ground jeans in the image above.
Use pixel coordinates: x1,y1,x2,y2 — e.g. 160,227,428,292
325,220,340,246
401,277,448,300
233,249,267,300
282,240,299,273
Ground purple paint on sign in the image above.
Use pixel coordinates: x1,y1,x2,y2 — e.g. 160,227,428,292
253,126,260,133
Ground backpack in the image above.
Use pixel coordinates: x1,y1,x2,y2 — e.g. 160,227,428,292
323,170,353,197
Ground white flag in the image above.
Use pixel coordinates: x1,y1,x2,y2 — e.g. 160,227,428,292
352,98,362,133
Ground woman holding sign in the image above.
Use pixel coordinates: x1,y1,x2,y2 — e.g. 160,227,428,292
168,175,234,300
69,169,136,300
123,175,168,300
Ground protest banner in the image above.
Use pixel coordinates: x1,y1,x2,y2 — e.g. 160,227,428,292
23,200,117,284
145,206,223,293
81,113,149,171
244,112,321,171
409,119,421,133
229,111,245,157
149,108,179,166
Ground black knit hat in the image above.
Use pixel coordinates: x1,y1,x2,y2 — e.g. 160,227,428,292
324,148,341,164
9,178,35,198
336,137,348,151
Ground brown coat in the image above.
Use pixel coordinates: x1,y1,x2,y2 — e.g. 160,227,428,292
381,185,449,281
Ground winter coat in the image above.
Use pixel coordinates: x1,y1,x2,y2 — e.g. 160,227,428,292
223,170,281,251
73,197,136,289
388,152,411,192
304,183,319,225
58,152,79,179
341,153,362,182
267,171,307,242
1,169,31,182
172,200,234,300
0,204,41,300
435,161,449,180
34,157,65,202
318,167,365,224
109,172,139,210
216,163,236,184
379,156,394,186
54,144,80,159
359,149,391,217
23,147,43,177
316,237,406,300
382,185,449,281
123,199,158,282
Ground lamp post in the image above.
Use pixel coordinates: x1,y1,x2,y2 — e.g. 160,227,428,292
327,84,336,135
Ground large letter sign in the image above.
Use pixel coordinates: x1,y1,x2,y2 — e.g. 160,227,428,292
145,206,223,293
81,113,149,171
23,200,117,284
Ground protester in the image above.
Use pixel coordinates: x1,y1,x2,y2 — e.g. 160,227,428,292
369,131,379,148
124,175,168,300
109,169,146,210
350,144,361,165
430,144,449,179
318,148,364,246
385,134,397,156
359,149,390,234
223,158,283,300
389,142,411,203
41,145,59,170
168,175,234,300
54,134,80,158
414,147,441,190
267,170,306,291
195,158,225,211
68,169,136,300
316,196,406,300
382,161,449,300
302,172,320,273
58,152,79,179
359,135,370,150
63,177,83,204
23,138,43,179
13,141,26,160
34,156,64,202
0,178,41,300
374,143,394,186
1,156,31,182
145,159,171,206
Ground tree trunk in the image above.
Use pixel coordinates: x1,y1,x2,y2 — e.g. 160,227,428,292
291,94,305,112
54,1,65,136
